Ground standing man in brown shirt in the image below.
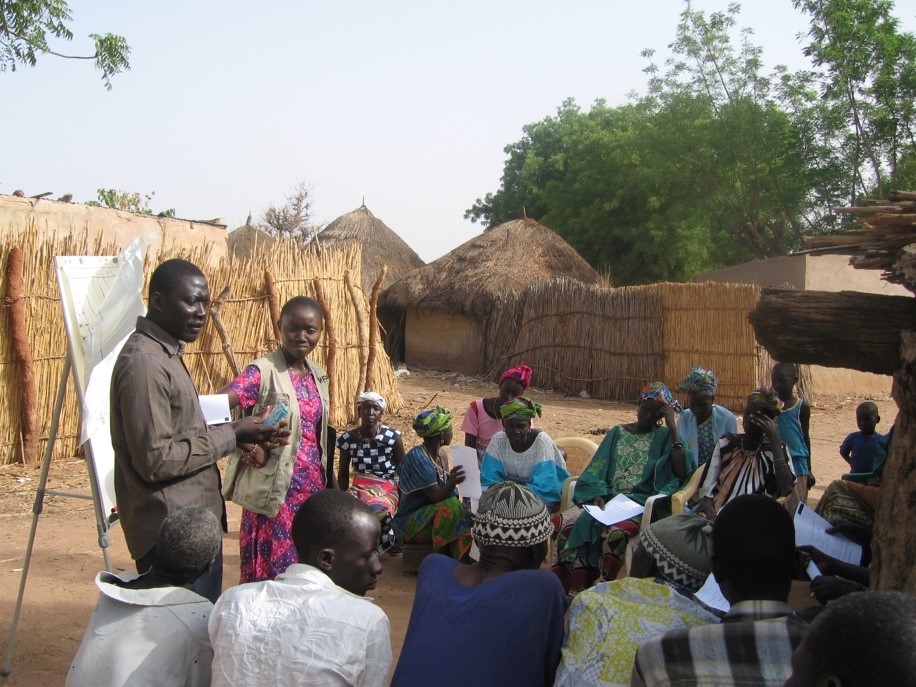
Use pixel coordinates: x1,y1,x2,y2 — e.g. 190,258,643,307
111,258,283,602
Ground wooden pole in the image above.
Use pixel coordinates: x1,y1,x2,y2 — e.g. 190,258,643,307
872,330,916,594
365,266,387,392
210,287,241,378
264,269,281,342
344,271,368,394
313,278,336,423
5,248,37,465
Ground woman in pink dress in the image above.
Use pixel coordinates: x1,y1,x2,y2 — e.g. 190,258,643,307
461,365,533,464
219,296,333,582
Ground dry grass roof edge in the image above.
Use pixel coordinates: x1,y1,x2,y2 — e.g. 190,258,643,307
380,217,606,320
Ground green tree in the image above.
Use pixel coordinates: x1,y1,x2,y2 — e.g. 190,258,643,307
1,0,129,88
639,3,818,256
86,188,174,217
467,3,818,284
792,0,916,200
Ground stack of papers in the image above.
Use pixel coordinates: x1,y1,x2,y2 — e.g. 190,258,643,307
583,494,645,526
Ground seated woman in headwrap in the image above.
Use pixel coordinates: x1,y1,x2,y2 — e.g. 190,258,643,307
689,388,795,521
337,391,405,550
480,397,570,508
462,365,533,464
392,406,473,560
551,382,694,597
391,482,566,687
555,515,720,687
677,366,738,465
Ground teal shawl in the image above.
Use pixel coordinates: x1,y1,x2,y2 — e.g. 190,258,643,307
565,424,695,566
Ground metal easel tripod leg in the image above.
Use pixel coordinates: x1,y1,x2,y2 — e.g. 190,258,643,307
1,357,112,678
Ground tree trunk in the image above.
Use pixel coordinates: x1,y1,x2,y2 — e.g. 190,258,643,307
5,248,37,465
872,330,916,594
749,288,916,374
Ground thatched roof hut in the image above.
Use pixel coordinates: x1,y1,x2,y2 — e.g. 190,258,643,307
317,205,424,294
227,223,276,258
380,217,604,373
381,217,603,319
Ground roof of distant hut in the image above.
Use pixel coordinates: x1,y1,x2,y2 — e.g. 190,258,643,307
380,217,605,320
227,223,276,258
317,204,424,294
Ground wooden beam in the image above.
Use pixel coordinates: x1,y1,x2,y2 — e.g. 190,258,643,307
873,331,916,594
748,288,916,374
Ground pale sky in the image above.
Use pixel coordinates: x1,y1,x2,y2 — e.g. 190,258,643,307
4,1,914,262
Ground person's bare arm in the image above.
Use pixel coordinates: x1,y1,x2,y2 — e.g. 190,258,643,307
752,414,795,497
661,406,687,478
801,400,812,471
392,435,406,466
337,446,351,491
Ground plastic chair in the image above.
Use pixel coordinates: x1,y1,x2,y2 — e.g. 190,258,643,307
641,464,707,530
554,437,598,512
554,436,599,477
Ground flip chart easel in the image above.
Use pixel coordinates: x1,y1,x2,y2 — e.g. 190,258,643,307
1,239,146,678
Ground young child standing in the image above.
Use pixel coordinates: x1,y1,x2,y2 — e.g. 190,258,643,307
772,362,813,502
839,402,883,474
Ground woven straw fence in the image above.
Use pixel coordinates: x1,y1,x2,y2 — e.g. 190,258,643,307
0,223,402,465
486,278,665,402
486,279,763,411
653,282,761,411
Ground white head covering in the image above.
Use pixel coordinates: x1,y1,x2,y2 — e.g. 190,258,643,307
356,391,386,411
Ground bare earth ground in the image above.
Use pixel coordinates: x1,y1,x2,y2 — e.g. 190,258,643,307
0,369,896,686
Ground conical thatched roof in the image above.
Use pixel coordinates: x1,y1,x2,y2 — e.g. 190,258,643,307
317,205,424,294
227,224,276,258
380,217,605,320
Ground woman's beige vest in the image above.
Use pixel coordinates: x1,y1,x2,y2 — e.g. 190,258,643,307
222,348,330,517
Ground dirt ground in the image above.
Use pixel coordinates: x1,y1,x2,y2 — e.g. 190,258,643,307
0,369,896,686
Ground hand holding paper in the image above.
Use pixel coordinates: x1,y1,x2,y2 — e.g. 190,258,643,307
794,503,863,566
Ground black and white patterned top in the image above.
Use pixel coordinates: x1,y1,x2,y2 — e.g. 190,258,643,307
337,426,401,479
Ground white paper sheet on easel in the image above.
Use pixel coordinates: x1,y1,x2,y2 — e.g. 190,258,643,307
199,394,232,425
583,494,645,526
794,503,862,565
58,239,147,522
449,446,482,501
696,574,730,612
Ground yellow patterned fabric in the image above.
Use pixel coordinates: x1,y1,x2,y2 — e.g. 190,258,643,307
555,577,719,687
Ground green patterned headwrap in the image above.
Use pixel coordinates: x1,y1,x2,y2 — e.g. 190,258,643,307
412,406,453,438
499,397,542,421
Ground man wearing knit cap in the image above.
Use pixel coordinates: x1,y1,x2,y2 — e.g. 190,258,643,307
556,514,720,687
391,481,566,687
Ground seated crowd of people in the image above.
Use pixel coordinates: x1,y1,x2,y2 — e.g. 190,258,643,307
73,262,913,686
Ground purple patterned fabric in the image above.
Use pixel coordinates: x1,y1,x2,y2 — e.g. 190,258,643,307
229,364,324,582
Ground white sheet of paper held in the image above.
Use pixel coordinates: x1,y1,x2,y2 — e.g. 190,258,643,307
806,560,823,580
199,394,232,426
696,574,730,612
583,493,645,526
794,503,862,565
449,446,482,500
